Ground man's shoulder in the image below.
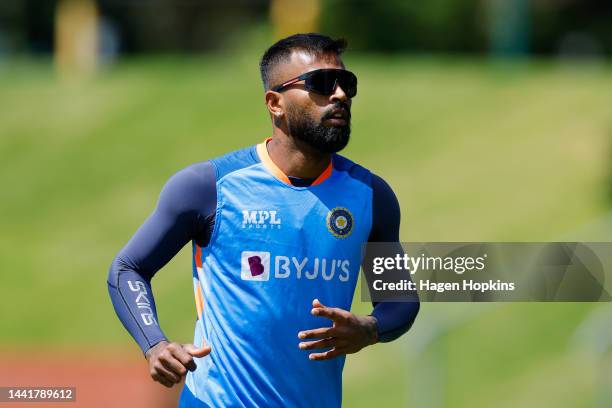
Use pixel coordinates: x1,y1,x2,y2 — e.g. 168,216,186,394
209,145,259,180
333,154,373,187
172,145,259,184
159,144,258,214
333,155,396,199
161,161,216,210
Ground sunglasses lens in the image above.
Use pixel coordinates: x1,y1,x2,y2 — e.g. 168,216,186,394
306,70,357,97
338,71,357,98
307,71,337,95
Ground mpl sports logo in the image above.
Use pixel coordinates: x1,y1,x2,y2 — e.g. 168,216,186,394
240,251,350,282
242,210,281,229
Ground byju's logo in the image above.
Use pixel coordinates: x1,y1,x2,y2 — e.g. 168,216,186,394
240,252,351,282
242,210,281,229
241,251,270,281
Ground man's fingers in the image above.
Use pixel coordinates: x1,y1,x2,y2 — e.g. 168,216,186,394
151,372,173,388
168,344,197,372
311,306,346,322
151,362,181,386
298,327,336,340
183,343,212,358
157,363,181,384
147,341,211,388
160,355,189,377
308,347,345,361
312,298,325,308
299,338,336,351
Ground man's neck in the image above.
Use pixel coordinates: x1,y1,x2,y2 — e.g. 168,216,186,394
266,133,331,180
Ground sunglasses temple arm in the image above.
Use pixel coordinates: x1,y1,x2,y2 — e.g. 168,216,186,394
273,77,303,92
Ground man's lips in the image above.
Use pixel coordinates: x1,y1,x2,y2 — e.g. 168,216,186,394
323,108,351,125
324,117,348,126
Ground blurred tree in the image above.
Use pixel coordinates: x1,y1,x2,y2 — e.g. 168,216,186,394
319,0,612,56
0,0,26,53
0,0,268,55
319,0,487,53
0,0,56,54
96,0,268,53
531,0,612,56
487,0,529,56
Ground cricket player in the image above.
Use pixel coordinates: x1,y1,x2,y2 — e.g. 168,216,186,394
108,33,419,408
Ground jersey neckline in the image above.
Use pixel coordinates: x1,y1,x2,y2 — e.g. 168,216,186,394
255,138,334,188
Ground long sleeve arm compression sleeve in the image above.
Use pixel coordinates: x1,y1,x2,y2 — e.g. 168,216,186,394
107,162,217,354
368,174,420,343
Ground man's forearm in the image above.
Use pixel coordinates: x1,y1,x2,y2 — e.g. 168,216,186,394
108,256,167,354
371,301,420,343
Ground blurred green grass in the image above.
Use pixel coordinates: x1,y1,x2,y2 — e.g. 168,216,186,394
1,56,611,407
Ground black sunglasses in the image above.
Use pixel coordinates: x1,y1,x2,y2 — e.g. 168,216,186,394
271,69,357,98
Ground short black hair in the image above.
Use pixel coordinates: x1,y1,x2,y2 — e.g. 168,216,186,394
260,33,347,90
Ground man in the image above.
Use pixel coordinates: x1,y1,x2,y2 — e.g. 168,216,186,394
108,33,419,408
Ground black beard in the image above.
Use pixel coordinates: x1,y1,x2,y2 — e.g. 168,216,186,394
286,104,351,154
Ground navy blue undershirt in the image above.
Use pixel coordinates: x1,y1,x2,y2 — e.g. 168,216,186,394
108,161,419,354
287,175,316,187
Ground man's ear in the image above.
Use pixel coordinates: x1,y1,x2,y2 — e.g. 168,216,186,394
265,90,284,120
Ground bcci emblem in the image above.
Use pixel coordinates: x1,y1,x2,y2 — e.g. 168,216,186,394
326,207,354,238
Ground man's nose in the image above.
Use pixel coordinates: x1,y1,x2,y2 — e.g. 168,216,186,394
330,82,349,104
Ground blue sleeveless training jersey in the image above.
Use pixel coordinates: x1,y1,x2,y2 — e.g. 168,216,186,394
184,140,373,407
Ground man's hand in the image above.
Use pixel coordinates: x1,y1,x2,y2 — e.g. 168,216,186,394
298,299,378,361
145,340,211,387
